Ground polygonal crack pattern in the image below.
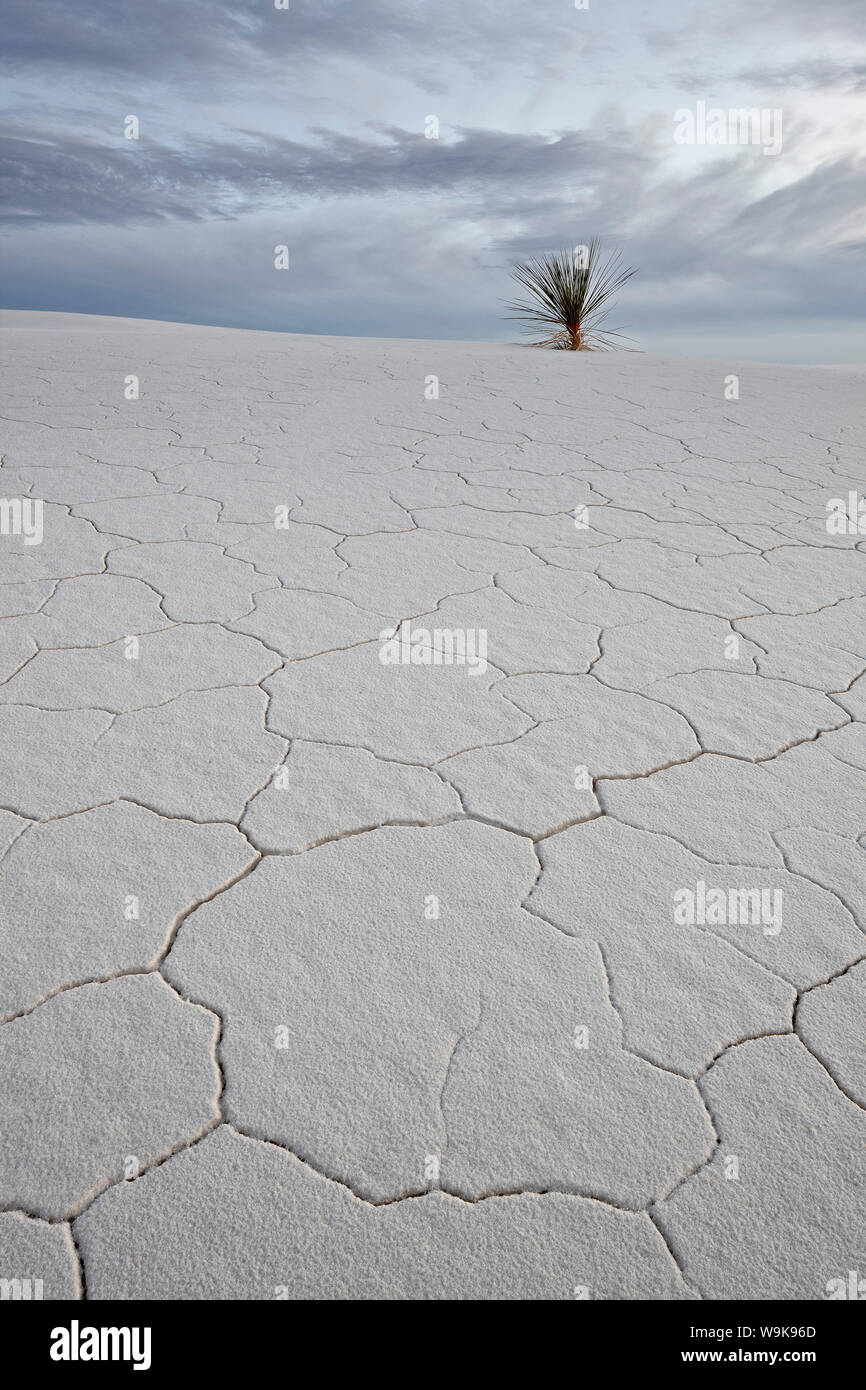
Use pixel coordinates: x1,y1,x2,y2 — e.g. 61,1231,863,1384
1,314,864,1300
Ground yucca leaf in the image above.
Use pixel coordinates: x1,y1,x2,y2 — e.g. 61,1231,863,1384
505,240,637,350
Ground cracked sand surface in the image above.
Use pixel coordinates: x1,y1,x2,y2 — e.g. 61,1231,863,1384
0,311,864,1300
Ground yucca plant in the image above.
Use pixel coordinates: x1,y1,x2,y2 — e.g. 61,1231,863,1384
506,239,636,350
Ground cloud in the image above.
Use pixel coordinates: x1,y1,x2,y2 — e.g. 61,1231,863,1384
0,123,650,227
737,60,866,93
1,0,864,357
1,0,594,86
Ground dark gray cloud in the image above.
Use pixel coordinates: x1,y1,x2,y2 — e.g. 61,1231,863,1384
6,0,862,83
0,123,649,227
1,0,594,87
3,117,861,330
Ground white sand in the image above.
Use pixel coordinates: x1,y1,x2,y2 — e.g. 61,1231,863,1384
1,311,864,1299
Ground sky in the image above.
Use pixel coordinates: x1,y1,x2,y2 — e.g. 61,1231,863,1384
2,0,865,359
